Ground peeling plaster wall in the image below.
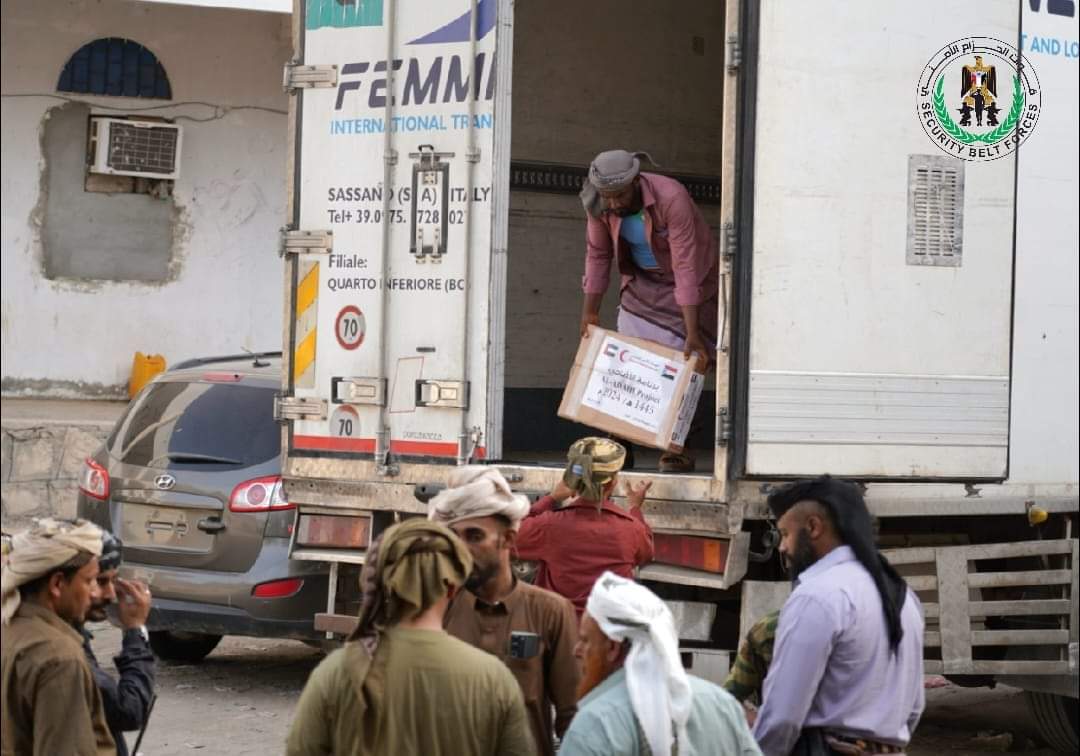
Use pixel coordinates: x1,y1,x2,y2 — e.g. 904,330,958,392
42,102,176,282
1,0,291,397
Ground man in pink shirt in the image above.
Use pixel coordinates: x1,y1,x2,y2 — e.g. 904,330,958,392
579,149,719,472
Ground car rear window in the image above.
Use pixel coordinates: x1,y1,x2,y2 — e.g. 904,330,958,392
110,381,279,469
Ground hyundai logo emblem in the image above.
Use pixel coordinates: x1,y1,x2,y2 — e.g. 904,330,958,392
154,474,176,491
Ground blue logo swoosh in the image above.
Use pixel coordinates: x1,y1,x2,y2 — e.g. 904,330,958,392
409,0,496,45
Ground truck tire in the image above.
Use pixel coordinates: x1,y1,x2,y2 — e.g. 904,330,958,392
148,630,223,663
1026,691,1079,753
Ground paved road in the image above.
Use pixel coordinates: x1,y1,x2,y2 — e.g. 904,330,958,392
87,625,1065,755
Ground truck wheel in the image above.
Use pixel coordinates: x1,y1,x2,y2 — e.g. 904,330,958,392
1026,691,1079,753
148,630,223,663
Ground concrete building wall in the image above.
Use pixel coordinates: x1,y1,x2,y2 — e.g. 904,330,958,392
1,0,291,398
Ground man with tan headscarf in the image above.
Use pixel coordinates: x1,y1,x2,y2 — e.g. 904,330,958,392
561,572,761,756
430,467,580,756
1,517,116,755
286,518,534,756
516,438,654,616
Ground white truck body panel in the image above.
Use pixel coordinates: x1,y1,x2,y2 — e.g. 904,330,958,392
746,0,1018,479
290,0,507,462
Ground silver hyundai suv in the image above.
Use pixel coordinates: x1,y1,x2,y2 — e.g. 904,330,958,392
77,353,329,662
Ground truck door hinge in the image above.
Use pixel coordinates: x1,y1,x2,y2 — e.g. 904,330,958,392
274,395,328,423
716,409,734,445
283,62,338,92
416,380,469,409
722,222,737,260
726,35,741,73
281,228,333,257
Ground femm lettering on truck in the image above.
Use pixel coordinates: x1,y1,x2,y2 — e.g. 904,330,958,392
278,0,1077,749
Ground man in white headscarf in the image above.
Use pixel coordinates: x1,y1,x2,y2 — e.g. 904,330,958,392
1,517,116,755
431,466,580,756
560,571,761,756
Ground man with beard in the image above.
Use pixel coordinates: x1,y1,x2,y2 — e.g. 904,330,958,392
578,148,718,472
1,517,115,754
79,532,155,756
286,519,533,756
517,437,654,616
430,466,579,756
560,571,761,756
753,476,925,756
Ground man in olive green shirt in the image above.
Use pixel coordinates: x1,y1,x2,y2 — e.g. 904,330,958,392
286,519,534,756
1,518,114,756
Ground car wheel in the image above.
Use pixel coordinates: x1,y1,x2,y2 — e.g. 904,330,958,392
148,630,223,663
1026,691,1079,753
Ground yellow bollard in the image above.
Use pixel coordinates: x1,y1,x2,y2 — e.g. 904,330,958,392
129,352,167,398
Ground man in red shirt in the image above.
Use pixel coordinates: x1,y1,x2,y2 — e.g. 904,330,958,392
516,437,654,615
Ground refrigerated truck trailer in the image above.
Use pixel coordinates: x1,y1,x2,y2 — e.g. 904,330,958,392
278,0,1078,747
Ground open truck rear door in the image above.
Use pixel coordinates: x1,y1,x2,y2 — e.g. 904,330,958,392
281,0,512,472
736,0,1024,480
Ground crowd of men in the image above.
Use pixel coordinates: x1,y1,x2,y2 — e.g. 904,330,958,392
1,433,925,755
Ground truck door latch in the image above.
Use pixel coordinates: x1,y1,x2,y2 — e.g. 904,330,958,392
409,145,454,263
416,380,469,409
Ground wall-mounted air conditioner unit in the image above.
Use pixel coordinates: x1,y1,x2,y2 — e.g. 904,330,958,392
88,117,182,181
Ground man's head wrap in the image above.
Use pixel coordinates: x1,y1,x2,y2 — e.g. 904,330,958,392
563,437,626,502
98,531,123,572
767,475,909,651
427,466,530,530
586,572,691,756
348,518,471,649
1,518,103,624
579,149,658,217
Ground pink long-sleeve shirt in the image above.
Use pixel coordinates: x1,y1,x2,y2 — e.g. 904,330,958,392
583,173,718,324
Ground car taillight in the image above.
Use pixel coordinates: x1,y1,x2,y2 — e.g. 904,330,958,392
251,578,304,599
652,533,729,574
79,458,110,501
229,475,292,512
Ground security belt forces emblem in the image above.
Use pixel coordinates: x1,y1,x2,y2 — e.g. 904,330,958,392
917,37,1041,161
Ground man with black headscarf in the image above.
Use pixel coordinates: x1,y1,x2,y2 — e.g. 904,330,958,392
753,476,924,756
78,532,156,756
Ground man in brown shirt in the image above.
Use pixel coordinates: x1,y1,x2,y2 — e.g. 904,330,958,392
1,518,115,755
430,467,580,756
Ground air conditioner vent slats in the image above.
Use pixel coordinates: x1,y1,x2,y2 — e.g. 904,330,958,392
89,117,181,180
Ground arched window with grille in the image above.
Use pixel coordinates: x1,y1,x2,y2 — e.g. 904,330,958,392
57,38,172,99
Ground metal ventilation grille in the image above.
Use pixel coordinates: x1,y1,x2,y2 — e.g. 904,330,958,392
907,155,964,267
107,123,178,175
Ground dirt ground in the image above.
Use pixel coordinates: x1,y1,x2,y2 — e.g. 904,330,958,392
86,624,1067,755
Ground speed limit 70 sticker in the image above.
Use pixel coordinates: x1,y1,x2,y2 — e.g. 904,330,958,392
335,306,366,350
331,405,359,438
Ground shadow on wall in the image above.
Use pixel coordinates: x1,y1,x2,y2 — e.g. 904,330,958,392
37,101,178,283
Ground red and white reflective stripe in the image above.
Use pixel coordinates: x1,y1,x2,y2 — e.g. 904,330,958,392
293,435,486,459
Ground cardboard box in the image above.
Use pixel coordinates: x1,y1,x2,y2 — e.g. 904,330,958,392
558,326,705,453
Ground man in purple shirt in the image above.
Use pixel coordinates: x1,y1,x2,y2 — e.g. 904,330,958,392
578,149,718,473
753,476,925,756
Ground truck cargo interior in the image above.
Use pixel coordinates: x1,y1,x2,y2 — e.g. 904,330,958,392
499,0,725,474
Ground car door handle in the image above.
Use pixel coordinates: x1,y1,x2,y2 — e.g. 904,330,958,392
197,517,226,534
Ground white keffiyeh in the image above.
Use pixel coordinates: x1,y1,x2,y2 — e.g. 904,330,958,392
586,571,692,756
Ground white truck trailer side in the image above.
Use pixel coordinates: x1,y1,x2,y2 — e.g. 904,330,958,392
279,0,1078,748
